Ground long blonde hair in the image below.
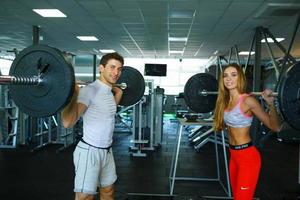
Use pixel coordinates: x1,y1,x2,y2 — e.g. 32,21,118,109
213,63,247,131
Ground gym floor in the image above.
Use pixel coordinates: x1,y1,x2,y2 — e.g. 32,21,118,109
0,118,299,200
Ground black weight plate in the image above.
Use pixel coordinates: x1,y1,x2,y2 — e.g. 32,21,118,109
9,45,75,117
117,66,145,106
278,62,300,130
184,73,218,113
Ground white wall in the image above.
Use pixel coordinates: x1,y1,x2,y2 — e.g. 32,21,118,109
124,58,209,95
0,58,13,75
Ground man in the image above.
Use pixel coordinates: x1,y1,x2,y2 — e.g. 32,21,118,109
62,52,124,200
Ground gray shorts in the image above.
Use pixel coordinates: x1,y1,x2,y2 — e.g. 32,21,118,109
73,141,117,194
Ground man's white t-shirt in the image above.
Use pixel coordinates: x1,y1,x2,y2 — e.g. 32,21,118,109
77,79,116,148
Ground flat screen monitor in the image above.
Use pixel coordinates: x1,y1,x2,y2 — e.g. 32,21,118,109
144,63,167,76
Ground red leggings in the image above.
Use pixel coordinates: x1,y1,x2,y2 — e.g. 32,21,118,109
229,145,261,200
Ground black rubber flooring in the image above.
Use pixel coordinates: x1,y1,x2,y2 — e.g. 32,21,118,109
0,119,299,200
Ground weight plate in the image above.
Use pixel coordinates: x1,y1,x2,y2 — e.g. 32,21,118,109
278,62,300,130
9,44,75,117
117,66,145,106
184,73,218,113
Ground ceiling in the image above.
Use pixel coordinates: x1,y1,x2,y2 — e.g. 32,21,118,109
0,0,300,61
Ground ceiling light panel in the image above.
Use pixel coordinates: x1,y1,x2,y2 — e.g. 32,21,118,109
99,49,116,53
169,50,184,54
261,38,285,43
169,10,194,18
32,9,67,17
239,51,255,55
76,36,99,41
168,37,187,42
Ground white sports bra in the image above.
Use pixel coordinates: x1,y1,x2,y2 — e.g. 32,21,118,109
224,94,253,128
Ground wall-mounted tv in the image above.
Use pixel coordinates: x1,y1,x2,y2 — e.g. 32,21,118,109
144,63,167,76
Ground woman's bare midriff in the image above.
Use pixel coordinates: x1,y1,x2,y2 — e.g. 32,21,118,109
227,126,252,145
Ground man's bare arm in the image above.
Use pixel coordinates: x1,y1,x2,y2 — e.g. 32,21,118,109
61,84,87,128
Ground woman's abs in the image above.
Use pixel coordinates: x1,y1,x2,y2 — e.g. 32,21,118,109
228,126,252,145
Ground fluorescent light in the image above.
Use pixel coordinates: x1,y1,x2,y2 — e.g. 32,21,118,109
33,9,66,17
76,36,99,41
169,37,187,42
239,51,255,55
0,36,12,40
169,10,194,18
213,50,219,55
99,49,115,53
75,73,96,77
169,50,184,54
261,37,285,43
31,36,44,41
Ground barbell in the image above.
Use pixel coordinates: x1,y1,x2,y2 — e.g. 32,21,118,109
200,91,278,97
0,44,145,118
184,63,300,130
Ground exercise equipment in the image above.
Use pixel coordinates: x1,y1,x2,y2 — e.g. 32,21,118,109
183,62,300,130
0,45,145,117
116,66,145,107
7,45,75,118
277,62,300,131
184,73,218,113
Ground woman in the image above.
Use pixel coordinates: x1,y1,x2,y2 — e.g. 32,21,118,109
213,63,281,200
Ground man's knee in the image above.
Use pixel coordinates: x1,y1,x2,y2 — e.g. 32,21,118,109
100,185,114,200
75,192,94,200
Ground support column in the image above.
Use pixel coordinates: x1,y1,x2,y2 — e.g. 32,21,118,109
32,25,40,45
251,27,262,145
93,54,97,81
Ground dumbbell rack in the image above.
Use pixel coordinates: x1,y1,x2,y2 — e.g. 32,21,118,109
31,115,59,152
0,105,19,148
0,86,19,149
188,126,229,150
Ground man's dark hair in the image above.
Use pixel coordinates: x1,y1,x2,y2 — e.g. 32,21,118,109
99,52,124,66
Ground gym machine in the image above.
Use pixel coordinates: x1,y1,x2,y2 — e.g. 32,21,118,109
129,80,165,156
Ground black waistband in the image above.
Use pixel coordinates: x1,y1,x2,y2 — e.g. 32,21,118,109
229,142,253,150
80,139,112,150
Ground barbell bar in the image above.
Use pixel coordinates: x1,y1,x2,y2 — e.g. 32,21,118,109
0,75,127,90
2,44,145,118
114,82,127,89
0,75,42,85
184,63,300,130
200,90,278,97
79,81,127,90
250,92,278,96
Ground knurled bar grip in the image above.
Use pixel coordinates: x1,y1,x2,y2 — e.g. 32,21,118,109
0,75,42,85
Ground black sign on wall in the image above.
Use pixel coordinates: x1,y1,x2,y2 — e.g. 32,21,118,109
144,63,167,76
